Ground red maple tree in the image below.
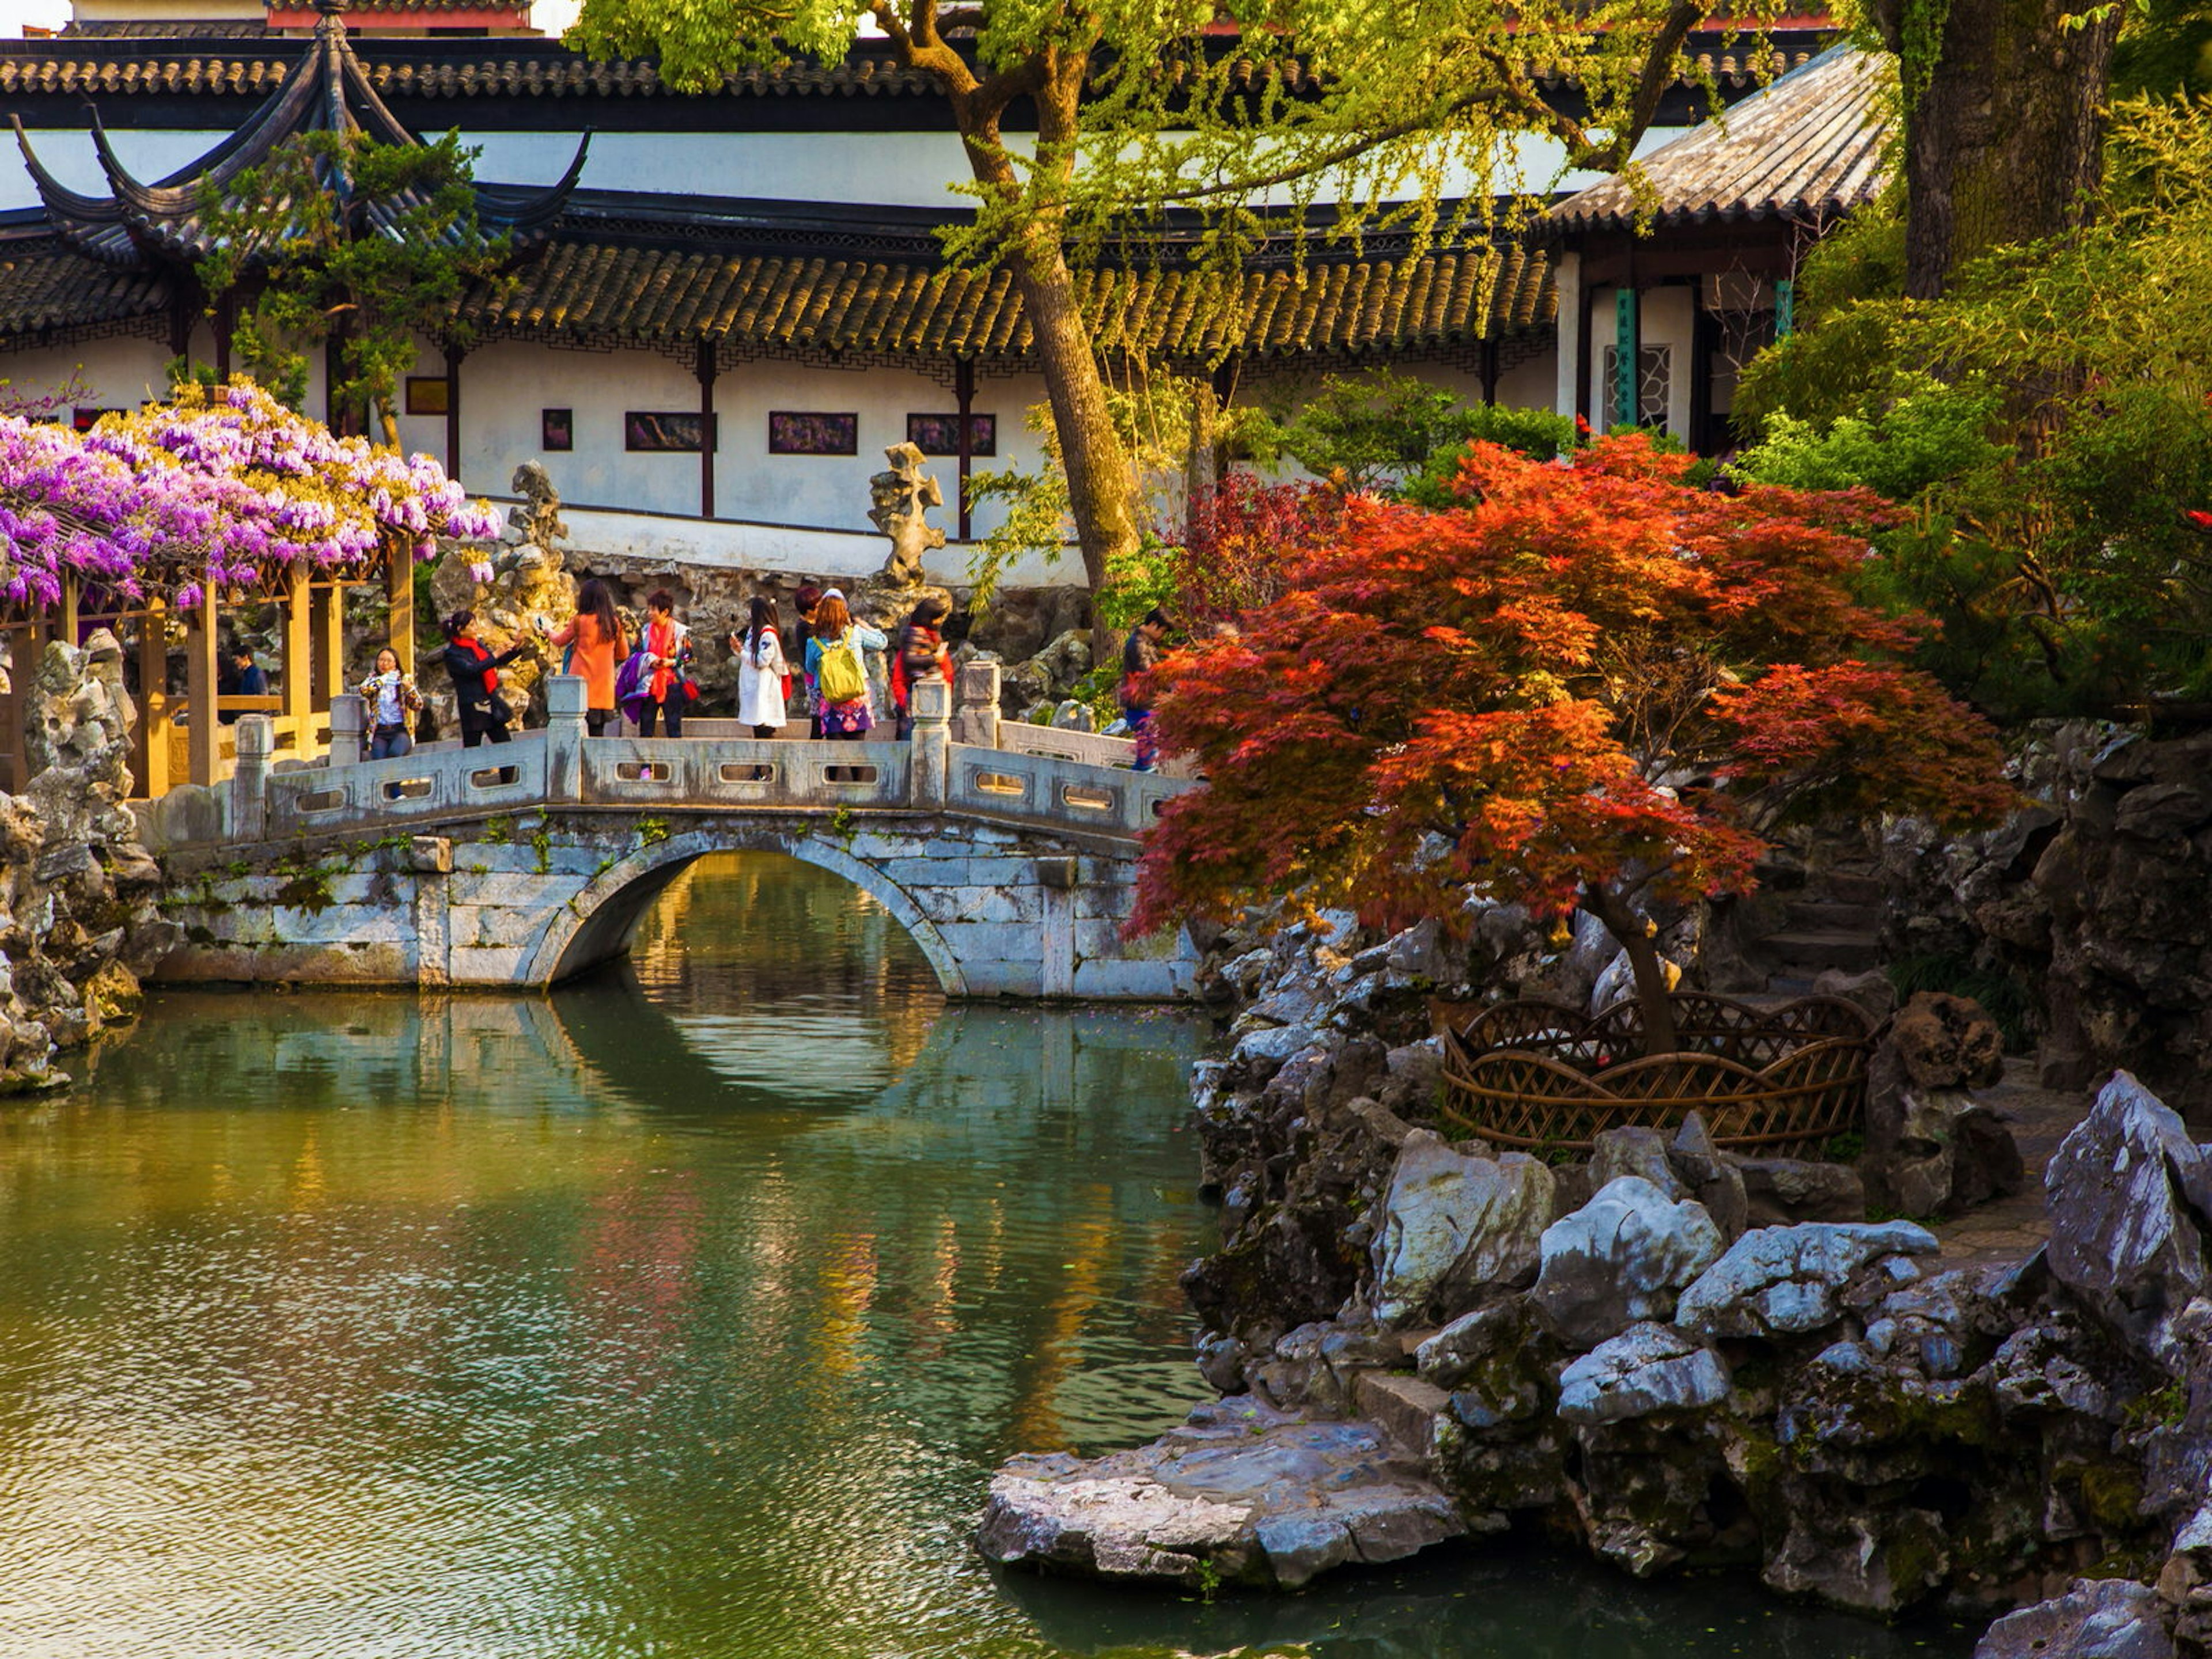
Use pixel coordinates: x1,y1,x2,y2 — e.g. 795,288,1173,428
1130,436,2017,1052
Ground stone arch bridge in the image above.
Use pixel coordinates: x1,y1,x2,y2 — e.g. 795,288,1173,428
136,675,1198,1000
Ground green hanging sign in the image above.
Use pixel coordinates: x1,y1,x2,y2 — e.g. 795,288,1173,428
1614,287,1638,431
1775,276,1796,338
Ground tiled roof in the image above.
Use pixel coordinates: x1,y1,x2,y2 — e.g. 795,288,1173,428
1550,46,1891,233
0,39,1830,105
0,230,1550,357
0,234,171,332
467,240,1552,359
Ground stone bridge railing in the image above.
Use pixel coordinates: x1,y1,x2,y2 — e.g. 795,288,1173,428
133,663,1188,855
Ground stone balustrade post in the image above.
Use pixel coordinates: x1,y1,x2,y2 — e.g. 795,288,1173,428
953,658,1001,749
911,675,952,810
232,714,273,842
328,693,366,766
547,673,589,802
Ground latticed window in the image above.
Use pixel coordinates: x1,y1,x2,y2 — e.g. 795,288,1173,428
1600,344,1672,428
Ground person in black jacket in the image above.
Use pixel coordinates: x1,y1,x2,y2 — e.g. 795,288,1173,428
440,610,528,748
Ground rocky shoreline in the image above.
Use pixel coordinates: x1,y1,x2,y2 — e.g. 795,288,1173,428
981,912,2212,1658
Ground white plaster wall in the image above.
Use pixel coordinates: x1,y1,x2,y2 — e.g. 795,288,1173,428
0,334,175,416
5,122,1699,214
1584,282,1696,439
444,342,1054,538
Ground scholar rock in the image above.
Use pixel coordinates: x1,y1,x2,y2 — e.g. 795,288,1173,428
1529,1177,1725,1350
1556,1324,1730,1425
1372,1130,1555,1325
1674,1221,1940,1342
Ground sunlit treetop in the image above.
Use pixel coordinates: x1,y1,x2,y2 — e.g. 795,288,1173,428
570,0,1795,272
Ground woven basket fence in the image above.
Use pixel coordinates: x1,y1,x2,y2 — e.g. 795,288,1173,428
1438,993,1874,1157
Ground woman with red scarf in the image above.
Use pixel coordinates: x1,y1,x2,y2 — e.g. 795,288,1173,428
440,610,529,748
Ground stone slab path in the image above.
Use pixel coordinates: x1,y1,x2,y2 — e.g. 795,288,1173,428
1931,1056,2088,1269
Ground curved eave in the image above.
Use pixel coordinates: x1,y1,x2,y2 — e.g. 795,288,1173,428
12,114,130,228
475,130,590,245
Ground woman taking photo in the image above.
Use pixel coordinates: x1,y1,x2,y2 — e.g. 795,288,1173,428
541,578,626,736
803,590,886,741
440,610,528,748
356,645,423,760
730,595,789,738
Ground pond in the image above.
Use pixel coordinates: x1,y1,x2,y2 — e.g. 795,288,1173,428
0,853,1972,1657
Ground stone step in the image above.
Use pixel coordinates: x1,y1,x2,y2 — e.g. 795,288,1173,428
1353,1370,1452,1462
1786,898,1880,933
1821,872,1888,907
1762,930,1881,974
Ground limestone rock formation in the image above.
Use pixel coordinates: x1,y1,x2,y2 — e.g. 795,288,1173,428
0,633,175,1089
1865,992,2022,1218
1974,1579,2174,1659
868,442,945,587
1372,1131,1555,1325
1673,1221,1940,1341
1556,1324,1730,1425
1529,1177,1724,1350
2045,1071,2212,1365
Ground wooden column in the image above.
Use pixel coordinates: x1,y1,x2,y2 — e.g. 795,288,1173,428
1574,279,1596,428
215,293,234,382
312,581,347,706
696,341,717,520
386,547,415,677
187,585,219,786
1480,335,1500,407
0,624,27,792
282,560,312,731
58,574,79,647
136,600,170,799
954,357,975,540
443,343,465,483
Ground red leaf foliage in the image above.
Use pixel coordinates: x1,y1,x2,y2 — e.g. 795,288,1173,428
1174,475,1347,627
1129,435,2014,940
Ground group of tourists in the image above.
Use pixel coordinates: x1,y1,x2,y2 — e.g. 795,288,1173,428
382,581,955,751
309,582,1169,768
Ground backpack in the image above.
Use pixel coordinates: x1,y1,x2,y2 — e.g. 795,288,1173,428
817,632,866,704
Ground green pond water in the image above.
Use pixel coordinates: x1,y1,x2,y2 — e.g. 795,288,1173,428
0,852,1974,1658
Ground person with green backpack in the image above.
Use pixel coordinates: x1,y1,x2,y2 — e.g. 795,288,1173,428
803,589,887,740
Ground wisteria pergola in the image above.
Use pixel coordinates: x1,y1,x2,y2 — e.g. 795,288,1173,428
0,381,498,794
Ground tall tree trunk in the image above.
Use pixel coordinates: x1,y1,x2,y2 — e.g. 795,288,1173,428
1584,887,1679,1056
1880,0,2123,297
1003,230,1141,601
950,47,1143,658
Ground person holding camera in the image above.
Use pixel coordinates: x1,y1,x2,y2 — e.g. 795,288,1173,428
440,610,528,748
356,644,423,759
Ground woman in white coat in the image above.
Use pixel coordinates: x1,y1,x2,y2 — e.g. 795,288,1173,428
732,594,789,737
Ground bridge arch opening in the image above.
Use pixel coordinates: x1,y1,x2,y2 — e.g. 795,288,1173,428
527,829,970,996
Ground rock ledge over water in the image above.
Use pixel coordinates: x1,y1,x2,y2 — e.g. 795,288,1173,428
977,1395,1463,1588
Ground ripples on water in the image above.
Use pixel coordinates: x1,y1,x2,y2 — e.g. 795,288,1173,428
0,853,1972,1658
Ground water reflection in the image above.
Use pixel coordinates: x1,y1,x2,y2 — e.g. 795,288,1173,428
0,854,1973,1658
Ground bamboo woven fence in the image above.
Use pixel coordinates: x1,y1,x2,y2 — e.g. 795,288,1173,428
1438,993,1875,1157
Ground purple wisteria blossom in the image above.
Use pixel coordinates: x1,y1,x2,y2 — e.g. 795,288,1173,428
0,381,499,609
